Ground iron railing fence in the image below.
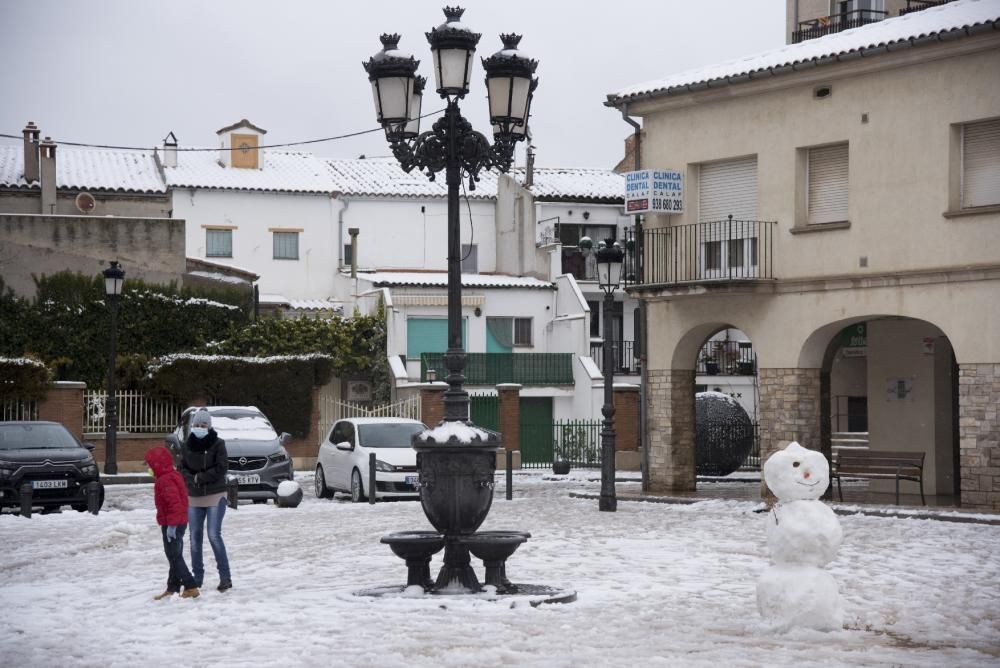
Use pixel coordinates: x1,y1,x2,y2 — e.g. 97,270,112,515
520,419,603,469
899,0,955,15
1,399,37,421
83,390,184,433
625,217,775,287
420,353,575,385
698,341,757,376
590,340,640,374
792,8,887,42
317,395,422,439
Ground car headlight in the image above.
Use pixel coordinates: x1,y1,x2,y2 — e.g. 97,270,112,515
374,459,396,473
0,462,15,480
79,463,98,477
268,451,289,464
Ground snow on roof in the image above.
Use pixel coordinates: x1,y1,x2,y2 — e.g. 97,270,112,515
0,145,165,193
186,270,252,285
509,167,624,202
327,157,499,199
164,149,335,194
609,0,1000,105
356,271,555,290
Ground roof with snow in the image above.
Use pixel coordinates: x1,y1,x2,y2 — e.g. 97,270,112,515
327,157,499,199
164,149,335,194
356,271,555,290
608,0,1000,105
508,167,624,203
0,145,166,193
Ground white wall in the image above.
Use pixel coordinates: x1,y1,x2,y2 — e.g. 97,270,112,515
339,197,496,273
172,188,338,300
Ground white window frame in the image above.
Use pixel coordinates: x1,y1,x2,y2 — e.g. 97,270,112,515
806,142,849,225
461,243,478,273
206,228,232,258
961,118,1000,209
273,231,300,261
513,317,532,347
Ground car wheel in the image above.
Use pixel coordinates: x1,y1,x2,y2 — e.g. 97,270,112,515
314,465,334,499
351,469,367,503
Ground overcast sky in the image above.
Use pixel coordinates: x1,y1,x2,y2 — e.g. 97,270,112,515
0,0,784,169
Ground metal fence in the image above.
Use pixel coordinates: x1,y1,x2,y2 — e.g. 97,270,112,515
317,395,422,440
1,400,37,421
83,390,184,433
590,340,639,374
521,419,603,469
420,353,575,385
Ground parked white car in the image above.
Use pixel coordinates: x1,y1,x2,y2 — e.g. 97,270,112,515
314,417,427,502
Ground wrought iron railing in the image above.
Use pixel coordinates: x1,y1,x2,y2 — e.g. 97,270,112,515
697,340,757,376
83,390,184,433
590,340,639,374
420,353,575,385
792,8,887,42
899,0,955,15
625,217,775,287
1,399,37,421
521,419,603,469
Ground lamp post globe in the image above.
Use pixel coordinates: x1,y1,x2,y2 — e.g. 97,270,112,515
364,5,538,591
596,240,624,512
102,260,125,476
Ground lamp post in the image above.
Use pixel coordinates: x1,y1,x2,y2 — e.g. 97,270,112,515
364,7,538,592
364,7,537,425
596,240,624,512
102,261,124,475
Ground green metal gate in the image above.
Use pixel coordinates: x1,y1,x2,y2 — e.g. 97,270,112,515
470,393,499,431
519,398,553,468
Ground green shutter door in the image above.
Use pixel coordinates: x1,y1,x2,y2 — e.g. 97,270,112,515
407,318,468,359
519,397,553,468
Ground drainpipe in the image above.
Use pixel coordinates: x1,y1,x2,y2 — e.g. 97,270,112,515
620,104,650,493
336,195,349,269
348,227,359,279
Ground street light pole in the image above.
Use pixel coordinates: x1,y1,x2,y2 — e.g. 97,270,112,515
596,240,624,512
102,261,125,475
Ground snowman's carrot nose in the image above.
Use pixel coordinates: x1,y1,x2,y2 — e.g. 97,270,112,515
803,470,811,480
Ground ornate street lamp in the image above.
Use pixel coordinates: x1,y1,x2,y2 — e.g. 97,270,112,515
102,260,125,475
364,6,538,592
596,240,624,512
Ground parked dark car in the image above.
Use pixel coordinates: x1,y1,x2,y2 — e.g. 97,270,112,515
0,421,105,514
165,406,294,504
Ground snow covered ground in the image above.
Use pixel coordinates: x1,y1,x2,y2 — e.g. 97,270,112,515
2,472,999,667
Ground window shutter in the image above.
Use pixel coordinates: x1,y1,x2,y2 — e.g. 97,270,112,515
699,157,758,224
963,119,1000,209
807,143,849,224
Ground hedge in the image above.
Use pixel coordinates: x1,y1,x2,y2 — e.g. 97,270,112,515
0,357,50,402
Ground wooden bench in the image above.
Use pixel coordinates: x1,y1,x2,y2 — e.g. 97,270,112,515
832,450,925,505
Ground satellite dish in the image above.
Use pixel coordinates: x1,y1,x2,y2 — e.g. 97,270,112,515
75,192,96,213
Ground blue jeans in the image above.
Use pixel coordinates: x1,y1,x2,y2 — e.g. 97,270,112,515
188,498,230,586
161,524,196,592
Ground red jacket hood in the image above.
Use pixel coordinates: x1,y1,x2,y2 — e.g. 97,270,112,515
145,446,176,477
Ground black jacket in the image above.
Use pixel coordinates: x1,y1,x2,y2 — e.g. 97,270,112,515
180,429,228,496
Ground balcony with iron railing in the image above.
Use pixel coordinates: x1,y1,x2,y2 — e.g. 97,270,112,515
899,0,956,15
590,340,640,375
697,340,757,376
625,217,775,288
420,352,575,385
792,8,888,43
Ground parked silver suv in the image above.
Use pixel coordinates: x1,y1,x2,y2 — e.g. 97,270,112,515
166,406,294,504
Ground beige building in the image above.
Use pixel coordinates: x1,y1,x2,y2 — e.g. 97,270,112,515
607,0,1000,510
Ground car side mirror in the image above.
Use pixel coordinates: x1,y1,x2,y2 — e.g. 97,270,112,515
82,442,96,452
279,432,291,445
335,441,354,452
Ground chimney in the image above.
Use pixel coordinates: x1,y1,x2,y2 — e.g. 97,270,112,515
39,136,57,214
524,144,535,188
163,131,178,168
22,121,40,183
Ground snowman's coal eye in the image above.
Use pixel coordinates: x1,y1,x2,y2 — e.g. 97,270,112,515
792,461,800,468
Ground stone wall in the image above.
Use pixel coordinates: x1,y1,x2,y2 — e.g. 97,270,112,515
757,368,823,459
958,364,1000,511
645,369,696,492
0,214,186,298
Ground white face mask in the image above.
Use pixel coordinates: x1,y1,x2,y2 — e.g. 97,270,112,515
191,427,209,438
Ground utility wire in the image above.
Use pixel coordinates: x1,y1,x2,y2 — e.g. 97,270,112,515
0,108,446,152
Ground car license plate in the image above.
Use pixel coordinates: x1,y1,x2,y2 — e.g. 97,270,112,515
32,479,68,489
405,475,417,486
237,474,261,485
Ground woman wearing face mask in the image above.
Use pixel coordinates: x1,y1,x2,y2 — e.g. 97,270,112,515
179,408,232,592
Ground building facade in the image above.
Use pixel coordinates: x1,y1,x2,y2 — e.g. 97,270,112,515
608,0,1000,509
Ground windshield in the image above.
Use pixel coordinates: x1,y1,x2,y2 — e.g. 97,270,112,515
357,423,425,448
0,424,80,450
209,412,278,441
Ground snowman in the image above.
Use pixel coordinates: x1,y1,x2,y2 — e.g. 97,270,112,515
756,441,843,631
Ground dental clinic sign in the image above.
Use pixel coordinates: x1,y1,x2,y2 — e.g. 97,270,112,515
624,169,683,214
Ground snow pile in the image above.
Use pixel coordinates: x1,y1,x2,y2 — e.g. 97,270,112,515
419,421,492,444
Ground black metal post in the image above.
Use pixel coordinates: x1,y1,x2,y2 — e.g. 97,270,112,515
104,294,119,475
506,448,513,500
442,101,469,423
369,452,377,505
599,290,617,512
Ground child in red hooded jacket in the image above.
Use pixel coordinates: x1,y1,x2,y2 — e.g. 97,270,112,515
144,446,200,600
